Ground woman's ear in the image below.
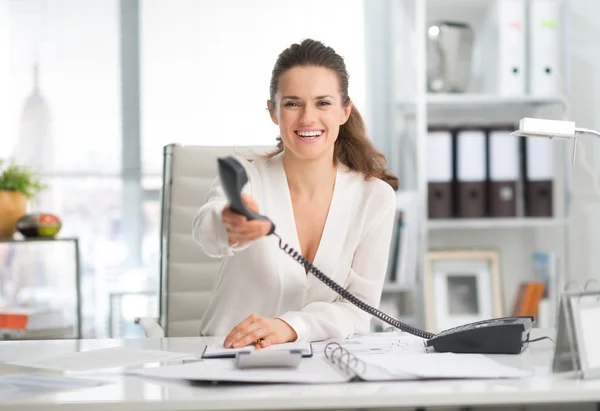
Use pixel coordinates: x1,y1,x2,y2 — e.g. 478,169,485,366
266,100,278,125
341,100,353,124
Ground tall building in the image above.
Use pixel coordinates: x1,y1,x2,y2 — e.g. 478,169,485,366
11,61,55,287
14,61,55,211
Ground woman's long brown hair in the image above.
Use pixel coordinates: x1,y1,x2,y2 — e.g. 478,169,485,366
264,39,399,191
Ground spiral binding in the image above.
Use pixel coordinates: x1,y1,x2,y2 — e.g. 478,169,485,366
324,342,366,377
274,233,436,340
563,280,600,302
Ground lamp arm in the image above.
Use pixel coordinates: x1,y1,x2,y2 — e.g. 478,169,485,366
573,128,600,200
575,128,600,138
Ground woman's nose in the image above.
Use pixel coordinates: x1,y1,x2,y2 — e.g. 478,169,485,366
299,106,316,125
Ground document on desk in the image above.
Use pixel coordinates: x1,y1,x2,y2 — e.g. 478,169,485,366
311,332,427,357
0,373,107,402
130,350,529,384
202,341,313,358
7,347,196,373
355,352,532,380
130,357,348,384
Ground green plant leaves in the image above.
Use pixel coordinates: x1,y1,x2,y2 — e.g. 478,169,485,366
0,158,47,199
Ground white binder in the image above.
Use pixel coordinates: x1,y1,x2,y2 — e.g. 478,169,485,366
529,0,562,95
525,137,554,182
457,130,486,183
427,131,453,183
481,0,526,95
489,130,519,181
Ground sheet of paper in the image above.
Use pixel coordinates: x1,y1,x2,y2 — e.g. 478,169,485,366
7,347,196,372
356,352,532,380
311,333,427,357
203,341,312,358
130,357,348,384
0,373,106,402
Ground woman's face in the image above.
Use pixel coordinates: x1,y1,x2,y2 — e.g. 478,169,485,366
268,66,352,163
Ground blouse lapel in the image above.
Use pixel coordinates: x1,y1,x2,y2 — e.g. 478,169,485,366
265,154,349,284
264,154,306,281
309,165,345,273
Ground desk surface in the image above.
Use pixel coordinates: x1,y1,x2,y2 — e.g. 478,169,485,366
1,329,599,411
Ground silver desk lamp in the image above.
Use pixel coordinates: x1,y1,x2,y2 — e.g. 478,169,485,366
510,117,600,166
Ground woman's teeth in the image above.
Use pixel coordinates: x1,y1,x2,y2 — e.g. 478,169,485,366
296,131,323,139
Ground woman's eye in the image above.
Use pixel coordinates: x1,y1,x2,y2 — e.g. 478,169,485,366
284,102,300,107
318,101,331,106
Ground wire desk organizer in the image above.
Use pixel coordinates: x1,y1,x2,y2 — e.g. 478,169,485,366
552,279,600,380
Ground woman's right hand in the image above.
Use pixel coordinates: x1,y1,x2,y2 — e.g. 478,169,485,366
221,194,272,248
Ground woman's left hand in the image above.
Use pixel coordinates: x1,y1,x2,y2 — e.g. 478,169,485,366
223,314,297,349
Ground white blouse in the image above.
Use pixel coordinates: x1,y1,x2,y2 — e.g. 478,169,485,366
192,152,397,342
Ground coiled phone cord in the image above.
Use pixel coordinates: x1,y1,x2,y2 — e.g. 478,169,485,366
274,233,436,340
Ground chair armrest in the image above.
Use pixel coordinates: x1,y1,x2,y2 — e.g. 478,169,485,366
134,317,165,338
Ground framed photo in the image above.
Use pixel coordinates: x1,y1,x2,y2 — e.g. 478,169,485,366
425,250,503,333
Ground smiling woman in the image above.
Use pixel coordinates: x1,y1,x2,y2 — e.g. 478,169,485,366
192,39,399,349
268,66,350,162
264,39,399,190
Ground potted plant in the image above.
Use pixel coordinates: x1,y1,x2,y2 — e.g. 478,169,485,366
0,158,46,238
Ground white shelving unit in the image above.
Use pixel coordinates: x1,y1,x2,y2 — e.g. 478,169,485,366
367,0,571,331
400,94,566,111
428,218,566,231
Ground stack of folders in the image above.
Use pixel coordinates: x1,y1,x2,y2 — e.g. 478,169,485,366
425,0,562,220
129,336,530,384
427,127,554,219
479,0,563,97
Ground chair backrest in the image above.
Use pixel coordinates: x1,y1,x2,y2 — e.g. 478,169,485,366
159,144,274,337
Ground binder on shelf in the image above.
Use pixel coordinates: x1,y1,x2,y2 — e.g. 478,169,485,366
427,130,453,218
510,282,545,318
481,0,526,96
395,192,420,286
524,137,554,217
456,129,487,218
552,280,600,380
529,0,562,96
488,129,519,217
385,211,404,283
532,251,561,328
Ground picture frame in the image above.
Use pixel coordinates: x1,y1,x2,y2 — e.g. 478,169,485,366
425,250,503,333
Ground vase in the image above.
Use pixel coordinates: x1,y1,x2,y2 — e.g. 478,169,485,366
0,191,26,238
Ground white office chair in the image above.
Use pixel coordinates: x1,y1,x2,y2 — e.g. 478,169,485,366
137,144,274,338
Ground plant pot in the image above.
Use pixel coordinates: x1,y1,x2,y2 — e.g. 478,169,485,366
0,190,26,238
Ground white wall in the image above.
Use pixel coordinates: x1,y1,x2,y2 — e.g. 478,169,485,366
564,0,600,287
140,0,367,174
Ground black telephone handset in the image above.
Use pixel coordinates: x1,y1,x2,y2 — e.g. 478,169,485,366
217,157,276,235
217,156,534,354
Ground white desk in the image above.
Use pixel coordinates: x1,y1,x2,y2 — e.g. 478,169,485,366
1,329,600,411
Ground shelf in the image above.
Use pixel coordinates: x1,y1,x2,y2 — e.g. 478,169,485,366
0,236,78,243
382,283,414,293
428,218,566,231
398,94,566,111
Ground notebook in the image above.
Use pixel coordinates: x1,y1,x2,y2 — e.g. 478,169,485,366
202,341,313,359
132,342,530,383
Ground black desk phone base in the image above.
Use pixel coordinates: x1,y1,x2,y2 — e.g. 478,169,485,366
217,156,535,355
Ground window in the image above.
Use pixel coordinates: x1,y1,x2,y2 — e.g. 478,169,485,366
2,0,121,174
1,0,131,338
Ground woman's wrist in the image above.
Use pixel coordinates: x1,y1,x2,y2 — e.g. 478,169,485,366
275,318,298,342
